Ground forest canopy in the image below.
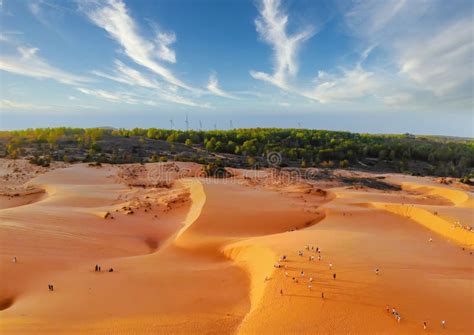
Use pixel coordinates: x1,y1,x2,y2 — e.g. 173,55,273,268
0,127,472,179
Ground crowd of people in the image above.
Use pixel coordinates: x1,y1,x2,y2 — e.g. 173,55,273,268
270,244,448,331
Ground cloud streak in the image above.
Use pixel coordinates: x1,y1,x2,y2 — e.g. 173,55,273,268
77,87,138,104
250,0,314,90
397,18,473,96
92,60,161,89
341,0,473,107
0,46,90,85
82,0,193,91
304,65,379,103
0,99,50,110
206,73,237,99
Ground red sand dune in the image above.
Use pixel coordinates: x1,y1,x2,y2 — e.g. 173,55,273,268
0,161,472,334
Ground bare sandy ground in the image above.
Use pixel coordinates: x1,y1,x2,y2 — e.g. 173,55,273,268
0,160,472,334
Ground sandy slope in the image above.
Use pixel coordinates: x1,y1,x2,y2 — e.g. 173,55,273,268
0,163,473,334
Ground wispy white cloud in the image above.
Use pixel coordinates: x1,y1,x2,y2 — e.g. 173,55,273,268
397,18,473,96
0,99,50,110
344,0,412,38
0,46,90,85
383,93,413,107
82,0,193,91
155,31,176,63
76,87,138,104
341,0,473,108
304,65,379,103
91,59,207,107
206,73,237,99
250,0,315,90
159,92,209,108
0,99,100,112
92,60,161,89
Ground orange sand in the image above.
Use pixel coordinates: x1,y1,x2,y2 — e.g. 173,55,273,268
0,161,472,334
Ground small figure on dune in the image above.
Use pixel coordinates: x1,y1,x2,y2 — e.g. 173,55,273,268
298,250,304,257
12,256,17,263
321,292,324,299
329,263,333,270
280,289,283,295
48,284,54,291
308,284,312,290
423,321,427,330
318,255,322,261
333,273,336,279
300,271,305,277
441,320,446,328
285,272,289,277
429,238,433,242
95,264,99,272
108,268,114,272
375,268,379,275
309,277,313,283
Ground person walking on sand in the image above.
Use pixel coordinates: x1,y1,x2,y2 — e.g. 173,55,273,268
95,264,98,272
300,271,305,277
329,263,333,270
48,284,54,291
321,292,324,299
441,320,446,328
423,322,427,330
333,273,336,279
280,289,283,295
375,268,379,275
12,256,17,263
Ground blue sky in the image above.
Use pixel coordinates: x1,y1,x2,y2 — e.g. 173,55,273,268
0,0,473,136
